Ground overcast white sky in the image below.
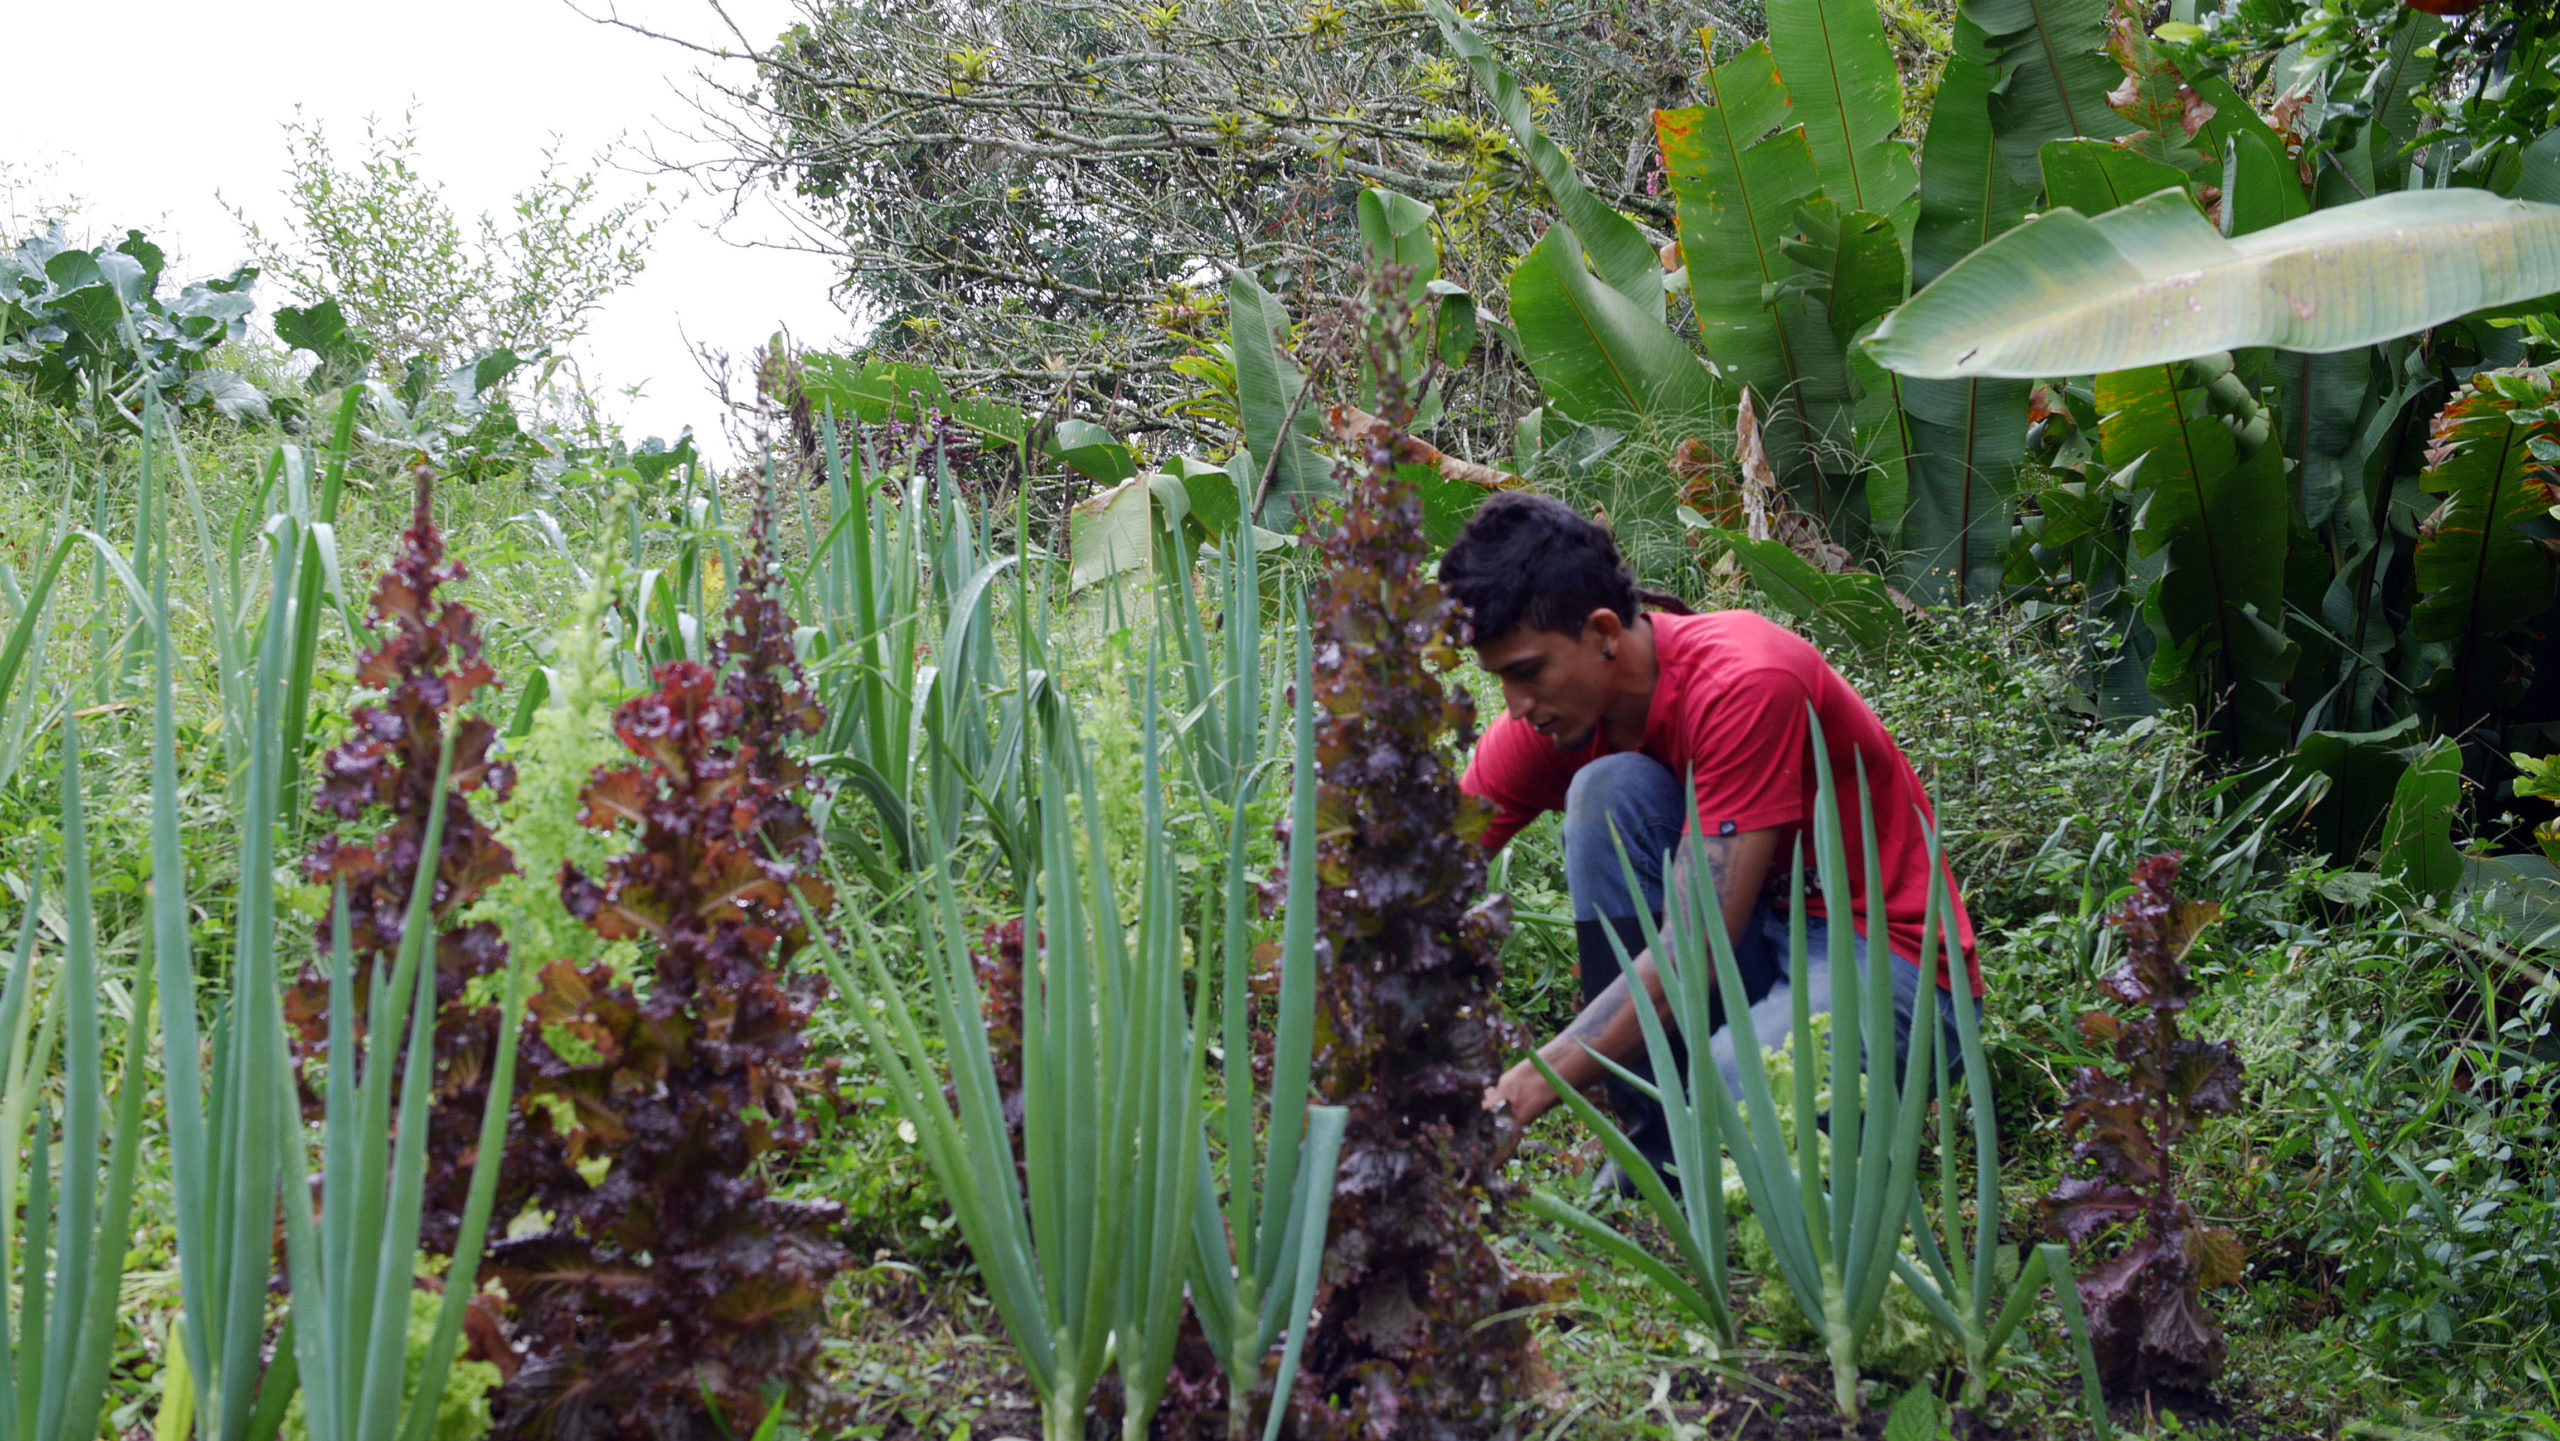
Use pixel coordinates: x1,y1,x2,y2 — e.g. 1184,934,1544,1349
6,0,844,460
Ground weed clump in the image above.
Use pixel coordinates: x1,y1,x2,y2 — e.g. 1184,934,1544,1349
489,490,847,1439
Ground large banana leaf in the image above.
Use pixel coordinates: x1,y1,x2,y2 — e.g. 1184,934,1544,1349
2038,140,2191,217
1657,45,1830,487
1866,188,2560,379
1508,221,1718,433
1762,0,1920,235
1431,0,1660,311
1227,270,1331,525
2410,371,2560,727
1913,19,2030,289
1898,17,2031,600
1967,0,2129,186
2101,364,2296,754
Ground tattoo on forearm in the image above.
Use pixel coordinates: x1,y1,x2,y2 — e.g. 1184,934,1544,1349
1562,977,1629,1046
1670,833,1752,930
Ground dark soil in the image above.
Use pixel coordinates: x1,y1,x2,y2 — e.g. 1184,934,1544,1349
1645,1358,2319,1441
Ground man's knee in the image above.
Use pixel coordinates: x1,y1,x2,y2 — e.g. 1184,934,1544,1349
1561,752,1681,853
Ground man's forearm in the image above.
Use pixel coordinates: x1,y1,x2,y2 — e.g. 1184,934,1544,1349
1488,824,1779,1128
1524,953,1662,1099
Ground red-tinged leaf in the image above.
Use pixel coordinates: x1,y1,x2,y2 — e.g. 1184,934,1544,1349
2078,1011,2123,1047
2167,1037,2244,1114
296,466,531,1256
2062,1090,2165,1183
2044,1176,2148,1243
1285,298,1532,1440
2049,850,2244,1389
2165,898,2222,962
578,766,655,830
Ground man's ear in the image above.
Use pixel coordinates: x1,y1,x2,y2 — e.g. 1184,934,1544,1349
1583,608,1626,650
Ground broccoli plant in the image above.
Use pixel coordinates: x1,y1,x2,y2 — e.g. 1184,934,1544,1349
1283,280,1543,1439
488,491,847,1439
289,466,536,1257
2045,853,2247,1392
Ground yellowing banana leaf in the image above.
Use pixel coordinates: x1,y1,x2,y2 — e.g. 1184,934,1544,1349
1761,0,1919,235
1867,188,2560,379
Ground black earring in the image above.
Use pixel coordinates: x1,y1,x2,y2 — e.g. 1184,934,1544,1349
1603,647,1616,661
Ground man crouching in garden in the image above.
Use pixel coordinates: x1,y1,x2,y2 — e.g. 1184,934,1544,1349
1450,494,1985,1190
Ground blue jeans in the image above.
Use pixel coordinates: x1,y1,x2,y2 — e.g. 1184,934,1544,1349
1559,753,1973,1172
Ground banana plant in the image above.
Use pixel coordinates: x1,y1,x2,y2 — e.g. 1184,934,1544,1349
1863,189,2560,379
0,718,155,1441
833,693,1207,1441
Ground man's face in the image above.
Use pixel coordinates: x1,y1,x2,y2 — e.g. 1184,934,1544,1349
1474,611,1619,751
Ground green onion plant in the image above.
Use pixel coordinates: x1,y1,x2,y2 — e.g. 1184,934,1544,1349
1177,562,1346,1441
833,691,1209,1441
799,413,1026,878
1893,834,2113,1432
274,734,534,1441
1534,721,1934,1422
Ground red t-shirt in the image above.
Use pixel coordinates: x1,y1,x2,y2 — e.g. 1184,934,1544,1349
1461,610,1983,997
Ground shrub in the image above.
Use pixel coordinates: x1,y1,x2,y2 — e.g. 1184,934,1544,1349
2045,852,2246,1392
489,491,847,1439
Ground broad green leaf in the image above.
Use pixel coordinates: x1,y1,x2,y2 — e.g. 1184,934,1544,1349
1968,0,2131,186
1897,19,2031,601
1357,188,1439,297
2275,346,2369,528
2039,139,2193,218
1429,280,1480,368
1763,0,1921,235
2102,363,2295,754
2287,716,2430,865
1913,18,2029,289
1069,476,1154,592
2380,738,2462,900
274,299,373,390
2365,12,2445,189
1508,221,1718,432
1657,47,1827,484
1050,418,1137,484
1899,374,2030,603
2410,371,2560,725
798,354,1034,454
1680,515,1905,653
1433,0,1661,310
2219,128,2310,238
1867,189,2560,380
1227,271,1330,525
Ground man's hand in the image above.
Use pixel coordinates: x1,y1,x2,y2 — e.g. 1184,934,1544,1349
1482,1058,1559,1127
1483,825,1782,1153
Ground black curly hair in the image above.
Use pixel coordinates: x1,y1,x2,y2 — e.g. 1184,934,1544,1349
1437,492,1689,646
